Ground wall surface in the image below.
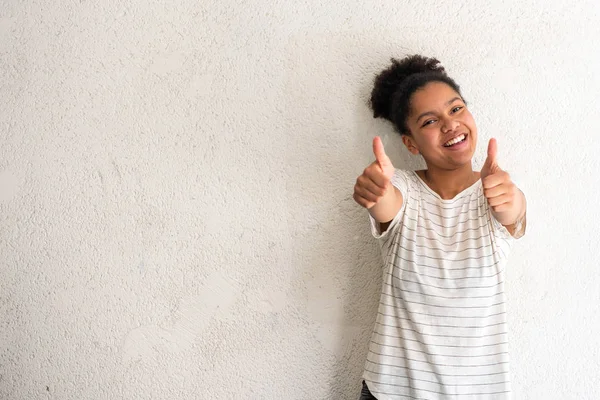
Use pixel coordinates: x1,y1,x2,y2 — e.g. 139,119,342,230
2,0,599,399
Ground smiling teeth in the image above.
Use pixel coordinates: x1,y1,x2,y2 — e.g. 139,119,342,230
444,134,466,147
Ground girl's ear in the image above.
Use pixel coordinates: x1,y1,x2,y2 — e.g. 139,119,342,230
402,135,420,155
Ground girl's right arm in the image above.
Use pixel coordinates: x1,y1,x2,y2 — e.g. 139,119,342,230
353,137,404,233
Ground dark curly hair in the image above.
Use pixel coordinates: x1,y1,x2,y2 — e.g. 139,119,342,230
370,55,463,136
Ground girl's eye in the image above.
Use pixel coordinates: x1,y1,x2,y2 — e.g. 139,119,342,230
422,119,436,127
451,106,463,113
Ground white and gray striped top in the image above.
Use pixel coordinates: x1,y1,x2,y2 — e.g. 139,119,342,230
363,169,515,400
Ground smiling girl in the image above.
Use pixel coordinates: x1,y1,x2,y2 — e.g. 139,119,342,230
353,55,527,399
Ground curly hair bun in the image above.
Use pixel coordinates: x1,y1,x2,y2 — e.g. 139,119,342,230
370,55,446,122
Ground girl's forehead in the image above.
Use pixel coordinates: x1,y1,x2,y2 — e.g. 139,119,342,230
411,82,461,109
412,82,460,105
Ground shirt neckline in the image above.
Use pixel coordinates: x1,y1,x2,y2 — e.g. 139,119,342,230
412,170,481,203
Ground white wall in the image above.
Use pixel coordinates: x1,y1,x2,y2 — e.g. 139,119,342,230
2,0,599,399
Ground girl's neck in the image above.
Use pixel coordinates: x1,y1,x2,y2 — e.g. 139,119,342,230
417,163,480,200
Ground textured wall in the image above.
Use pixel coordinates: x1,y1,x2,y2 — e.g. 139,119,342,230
1,0,599,399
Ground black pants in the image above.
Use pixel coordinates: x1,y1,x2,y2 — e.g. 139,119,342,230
359,381,377,400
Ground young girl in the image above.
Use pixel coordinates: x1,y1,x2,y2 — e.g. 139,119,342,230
353,55,527,400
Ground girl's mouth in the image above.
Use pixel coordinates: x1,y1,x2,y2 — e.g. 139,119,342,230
443,133,468,148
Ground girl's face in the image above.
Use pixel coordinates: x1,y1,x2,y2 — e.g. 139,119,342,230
402,81,478,170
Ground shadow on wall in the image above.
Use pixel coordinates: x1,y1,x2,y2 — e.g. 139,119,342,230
282,32,424,399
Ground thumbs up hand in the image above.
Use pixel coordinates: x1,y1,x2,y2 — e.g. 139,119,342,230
353,137,396,209
481,138,525,227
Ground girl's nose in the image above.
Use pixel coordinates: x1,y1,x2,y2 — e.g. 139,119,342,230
442,118,460,133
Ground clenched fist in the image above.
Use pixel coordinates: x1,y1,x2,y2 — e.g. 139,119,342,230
353,137,396,209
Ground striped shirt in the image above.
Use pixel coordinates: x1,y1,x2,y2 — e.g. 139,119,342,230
363,169,516,400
